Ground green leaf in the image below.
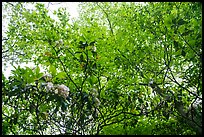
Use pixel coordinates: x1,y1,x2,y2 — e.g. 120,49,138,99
49,65,57,76
35,66,40,74
39,104,48,112
2,2,201,135
56,72,66,79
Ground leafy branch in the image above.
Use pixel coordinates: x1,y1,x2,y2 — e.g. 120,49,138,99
49,41,80,91
96,2,114,36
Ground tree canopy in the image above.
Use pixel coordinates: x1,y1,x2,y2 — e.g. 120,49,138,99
2,2,202,135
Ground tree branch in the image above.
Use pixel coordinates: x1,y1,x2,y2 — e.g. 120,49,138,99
96,3,114,36
50,41,80,91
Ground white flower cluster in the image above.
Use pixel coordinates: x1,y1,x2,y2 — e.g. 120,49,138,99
43,73,52,82
45,82,70,99
46,82,54,91
93,97,100,107
57,84,70,99
91,88,98,96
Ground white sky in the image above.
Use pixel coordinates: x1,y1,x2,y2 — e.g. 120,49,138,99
2,2,80,78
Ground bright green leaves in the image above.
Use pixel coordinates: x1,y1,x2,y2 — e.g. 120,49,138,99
2,2,202,135
3,2,63,66
55,7,70,28
188,40,196,46
39,104,49,113
49,65,57,77
10,65,35,85
164,15,173,27
33,66,44,80
24,67,35,84
55,71,66,79
87,75,98,86
48,65,69,83
178,25,185,35
171,8,178,16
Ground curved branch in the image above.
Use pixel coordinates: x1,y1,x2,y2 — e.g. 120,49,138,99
50,42,80,91
96,110,144,135
167,70,202,100
96,3,114,36
178,34,201,58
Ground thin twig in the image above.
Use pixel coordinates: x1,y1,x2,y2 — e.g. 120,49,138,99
50,42,79,91
96,3,114,36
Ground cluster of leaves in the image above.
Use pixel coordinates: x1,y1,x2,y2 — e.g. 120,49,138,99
2,2,202,135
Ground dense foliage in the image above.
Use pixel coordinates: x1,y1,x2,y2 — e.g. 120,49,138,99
2,2,202,135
